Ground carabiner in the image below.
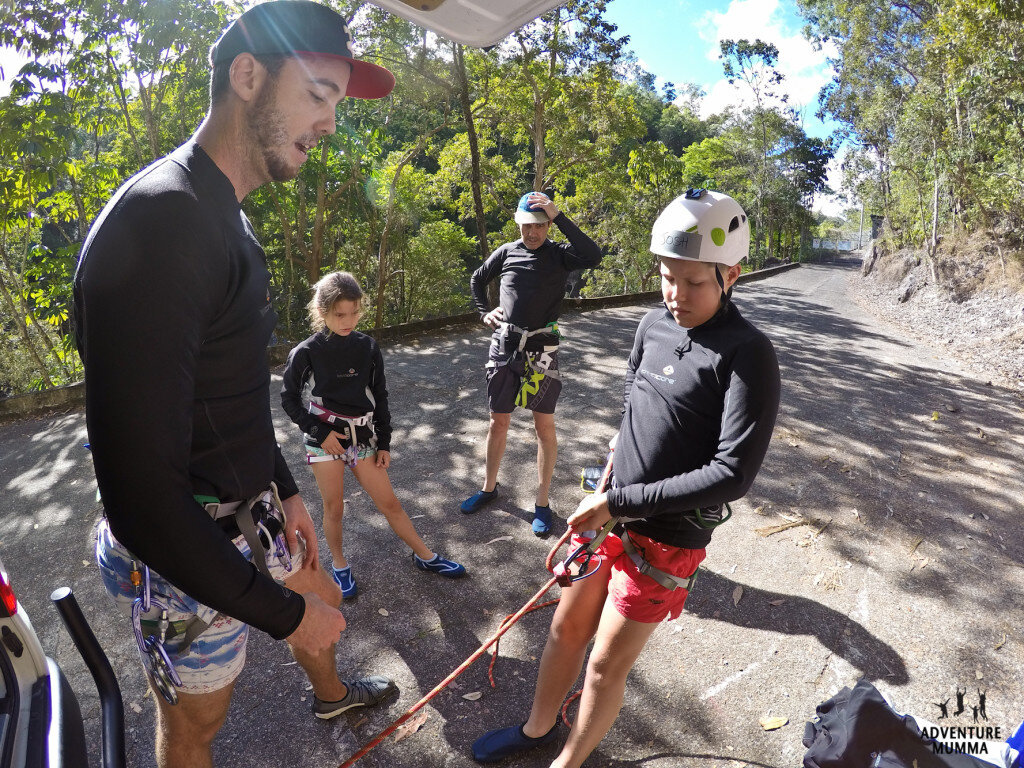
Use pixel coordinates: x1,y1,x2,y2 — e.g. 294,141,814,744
552,518,618,587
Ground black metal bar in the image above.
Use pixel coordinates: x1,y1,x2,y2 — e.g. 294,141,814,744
50,587,126,768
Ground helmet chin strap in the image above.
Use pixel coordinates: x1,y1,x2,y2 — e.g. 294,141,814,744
714,265,732,304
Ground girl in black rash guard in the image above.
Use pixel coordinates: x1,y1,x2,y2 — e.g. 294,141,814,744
281,272,466,598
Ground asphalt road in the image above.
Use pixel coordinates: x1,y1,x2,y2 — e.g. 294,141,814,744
1,260,1022,768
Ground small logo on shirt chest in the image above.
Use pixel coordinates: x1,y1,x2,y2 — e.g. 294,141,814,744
641,368,675,384
663,365,675,376
337,368,357,378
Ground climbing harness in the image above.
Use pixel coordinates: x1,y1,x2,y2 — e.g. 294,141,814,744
486,321,561,408
201,484,292,580
493,320,561,356
620,533,699,592
88,444,292,705
124,485,292,705
306,401,374,468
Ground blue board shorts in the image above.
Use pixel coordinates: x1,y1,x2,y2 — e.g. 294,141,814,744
95,498,305,694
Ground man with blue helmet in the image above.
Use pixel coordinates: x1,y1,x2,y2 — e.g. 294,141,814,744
460,191,603,535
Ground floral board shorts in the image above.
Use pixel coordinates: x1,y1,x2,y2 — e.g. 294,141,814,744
95,497,305,694
305,443,377,462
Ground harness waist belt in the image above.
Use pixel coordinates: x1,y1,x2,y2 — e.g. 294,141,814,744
621,533,699,592
495,321,560,353
308,402,373,427
307,402,375,468
202,484,287,580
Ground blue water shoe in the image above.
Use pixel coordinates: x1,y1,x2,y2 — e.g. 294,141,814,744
332,566,358,599
472,723,558,763
415,553,467,578
461,484,499,514
532,505,553,537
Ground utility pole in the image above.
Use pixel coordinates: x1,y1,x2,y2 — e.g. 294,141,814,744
858,201,865,250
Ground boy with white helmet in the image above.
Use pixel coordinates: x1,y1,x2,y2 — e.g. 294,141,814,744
471,189,781,766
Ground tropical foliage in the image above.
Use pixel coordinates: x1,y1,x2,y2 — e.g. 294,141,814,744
800,0,1024,272
0,0,832,395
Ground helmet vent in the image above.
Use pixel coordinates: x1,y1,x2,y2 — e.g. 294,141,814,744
728,216,741,232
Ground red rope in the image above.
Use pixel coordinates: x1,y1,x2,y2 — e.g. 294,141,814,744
337,572,560,767
561,690,582,727
338,457,614,767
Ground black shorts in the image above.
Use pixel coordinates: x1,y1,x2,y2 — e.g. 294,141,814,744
486,348,561,414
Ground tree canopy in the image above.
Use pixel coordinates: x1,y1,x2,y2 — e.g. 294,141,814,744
0,0,835,395
800,0,1024,269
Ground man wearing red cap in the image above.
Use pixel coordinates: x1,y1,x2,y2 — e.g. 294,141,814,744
74,3,396,765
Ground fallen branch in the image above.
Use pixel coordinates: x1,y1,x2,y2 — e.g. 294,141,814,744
755,519,811,537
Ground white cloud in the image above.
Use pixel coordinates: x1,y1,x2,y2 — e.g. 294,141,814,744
693,0,837,121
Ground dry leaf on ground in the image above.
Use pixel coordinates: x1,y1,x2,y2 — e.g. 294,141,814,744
759,716,788,731
394,710,430,743
462,691,483,701
732,585,743,606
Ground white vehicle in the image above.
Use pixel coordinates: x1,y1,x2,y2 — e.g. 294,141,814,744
0,556,124,768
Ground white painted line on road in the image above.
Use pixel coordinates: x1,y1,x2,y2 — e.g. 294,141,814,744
700,643,778,701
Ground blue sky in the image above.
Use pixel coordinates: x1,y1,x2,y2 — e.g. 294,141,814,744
603,0,848,213
604,0,838,139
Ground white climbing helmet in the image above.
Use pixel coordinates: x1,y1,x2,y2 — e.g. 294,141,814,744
650,189,750,267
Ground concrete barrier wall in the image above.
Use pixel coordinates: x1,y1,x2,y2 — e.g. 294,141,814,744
2,262,800,420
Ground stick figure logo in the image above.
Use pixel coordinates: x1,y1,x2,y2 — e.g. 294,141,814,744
933,686,987,723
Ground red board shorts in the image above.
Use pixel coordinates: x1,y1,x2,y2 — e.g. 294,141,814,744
570,529,706,623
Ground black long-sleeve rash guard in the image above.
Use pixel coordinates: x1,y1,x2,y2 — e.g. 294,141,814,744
607,302,781,549
280,330,392,451
73,141,305,641
470,212,602,346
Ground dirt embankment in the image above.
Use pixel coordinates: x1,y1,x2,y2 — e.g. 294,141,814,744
853,234,1024,393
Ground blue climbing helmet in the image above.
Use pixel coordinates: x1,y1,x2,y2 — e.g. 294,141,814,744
650,189,749,267
514,192,551,224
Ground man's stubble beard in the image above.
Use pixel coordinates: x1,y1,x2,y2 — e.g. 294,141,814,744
246,79,297,183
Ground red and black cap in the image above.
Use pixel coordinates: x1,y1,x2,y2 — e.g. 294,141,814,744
210,1,395,100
